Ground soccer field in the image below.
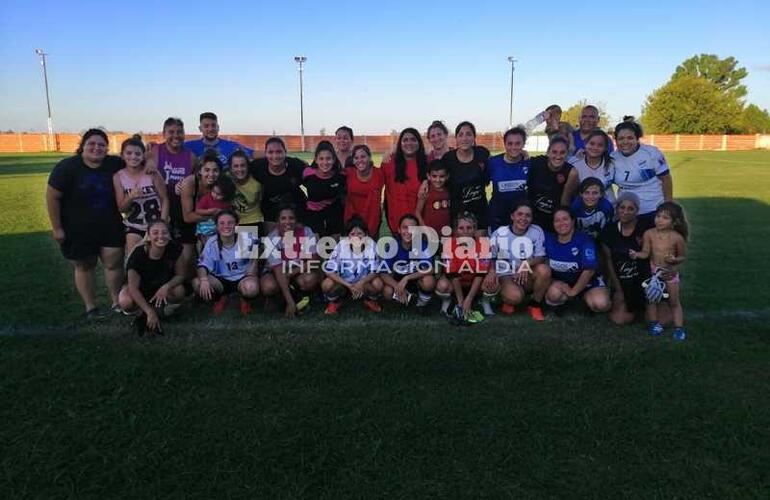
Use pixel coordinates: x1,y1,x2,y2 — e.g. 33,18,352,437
1,151,769,497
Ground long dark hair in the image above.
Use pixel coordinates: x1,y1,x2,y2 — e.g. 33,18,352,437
656,202,689,241
395,128,427,183
311,140,342,172
584,129,613,173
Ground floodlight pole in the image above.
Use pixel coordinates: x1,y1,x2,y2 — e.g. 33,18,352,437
35,48,54,149
294,56,307,152
507,56,517,129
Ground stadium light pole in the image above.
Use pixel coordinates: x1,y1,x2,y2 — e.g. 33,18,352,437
507,56,517,129
35,48,54,150
294,56,307,152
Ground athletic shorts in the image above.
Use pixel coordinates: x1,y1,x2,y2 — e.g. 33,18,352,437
60,227,125,261
125,227,146,238
391,274,422,294
171,219,196,245
219,277,246,295
304,204,344,237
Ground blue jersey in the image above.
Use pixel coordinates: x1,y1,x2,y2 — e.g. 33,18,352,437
572,130,615,153
184,138,254,168
571,197,614,239
383,237,433,277
545,231,598,287
487,153,530,230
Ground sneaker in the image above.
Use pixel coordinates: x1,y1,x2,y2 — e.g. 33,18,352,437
239,298,253,316
466,310,485,324
213,295,229,316
85,306,109,322
122,307,141,317
673,327,686,341
527,306,545,322
296,295,311,312
647,322,664,336
363,299,382,313
500,303,516,315
324,301,342,315
110,303,123,315
447,305,466,326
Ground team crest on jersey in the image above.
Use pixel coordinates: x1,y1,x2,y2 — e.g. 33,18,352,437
571,247,579,256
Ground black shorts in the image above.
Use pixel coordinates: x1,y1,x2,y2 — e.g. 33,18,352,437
219,277,246,295
60,227,125,261
620,277,646,314
304,204,344,237
125,227,146,238
171,219,196,245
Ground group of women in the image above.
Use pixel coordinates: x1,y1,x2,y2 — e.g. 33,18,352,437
46,107,688,339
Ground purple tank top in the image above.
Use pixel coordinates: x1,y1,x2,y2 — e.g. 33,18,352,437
158,144,193,198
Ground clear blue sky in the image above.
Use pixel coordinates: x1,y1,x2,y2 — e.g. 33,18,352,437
1,0,768,135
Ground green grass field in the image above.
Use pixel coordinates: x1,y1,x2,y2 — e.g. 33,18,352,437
1,151,769,498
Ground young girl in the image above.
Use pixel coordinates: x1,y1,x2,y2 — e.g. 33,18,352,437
571,178,614,239
435,212,489,324
630,202,688,340
195,175,236,243
380,213,436,308
415,160,451,236
321,216,384,315
562,130,616,203
113,135,169,256
303,140,346,238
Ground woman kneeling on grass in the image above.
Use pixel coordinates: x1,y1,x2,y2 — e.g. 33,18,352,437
435,212,489,325
259,205,321,318
545,207,611,313
192,210,259,316
321,216,384,315
119,220,185,336
484,202,550,321
380,213,436,309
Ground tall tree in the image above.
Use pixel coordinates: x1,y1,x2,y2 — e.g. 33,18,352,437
672,54,748,100
640,76,743,134
740,104,770,134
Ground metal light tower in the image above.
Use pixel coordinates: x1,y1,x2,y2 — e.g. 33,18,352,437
294,56,307,152
35,48,54,149
507,56,517,129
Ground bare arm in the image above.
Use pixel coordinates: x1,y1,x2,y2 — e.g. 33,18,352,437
567,269,595,297
46,185,65,243
660,174,673,202
180,176,206,223
153,173,170,222
415,195,427,226
127,269,154,315
630,230,652,260
561,169,579,206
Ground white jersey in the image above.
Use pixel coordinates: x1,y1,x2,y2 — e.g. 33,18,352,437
198,235,252,282
490,224,546,276
322,237,379,284
611,144,669,215
568,156,616,203
265,226,317,268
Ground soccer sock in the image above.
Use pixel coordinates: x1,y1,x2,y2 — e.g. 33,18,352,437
481,292,496,315
436,291,451,313
417,291,432,306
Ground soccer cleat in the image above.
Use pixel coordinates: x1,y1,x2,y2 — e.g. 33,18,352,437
466,310,485,324
239,298,253,316
527,306,545,322
500,303,516,315
673,327,686,341
447,305,466,326
213,295,229,316
362,299,382,313
324,301,342,315
647,321,664,336
296,295,311,312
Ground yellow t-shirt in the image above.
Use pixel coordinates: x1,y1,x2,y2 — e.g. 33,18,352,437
232,176,263,224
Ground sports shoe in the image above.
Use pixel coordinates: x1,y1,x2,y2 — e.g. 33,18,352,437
447,305,466,326
324,301,342,315
296,295,311,312
110,303,123,315
122,307,141,317
527,306,545,322
466,310,485,324
85,306,109,322
673,327,686,341
647,322,664,336
363,299,382,313
213,295,229,316
239,298,253,316
500,303,516,315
